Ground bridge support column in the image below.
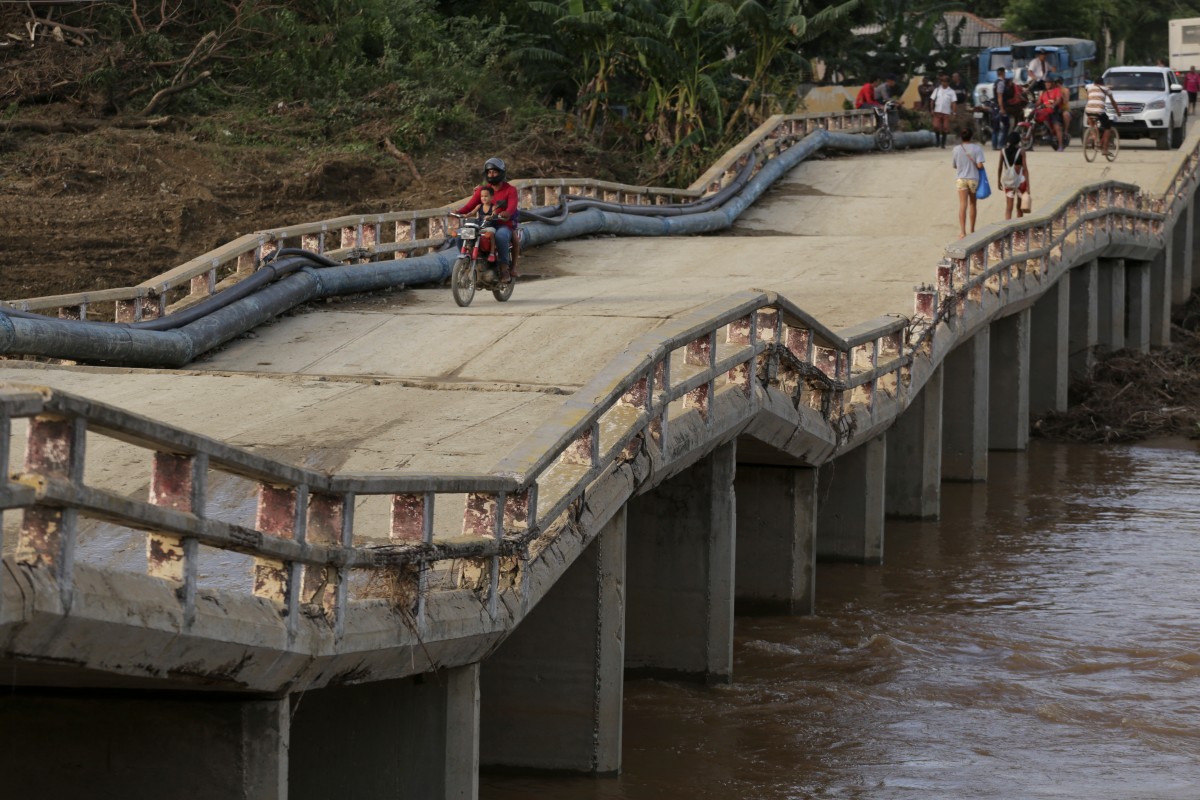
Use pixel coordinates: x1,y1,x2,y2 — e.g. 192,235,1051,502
290,665,479,800
0,692,289,800
1172,205,1193,304
1069,259,1099,379
1030,278,1069,417
1193,197,1200,290
942,328,989,481
734,464,818,614
480,508,626,775
1126,259,1152,354
817,434,886,564
626,441,735,684
885,364,943,519
989,308,1031,451
1096,257,1126,353
1149,249,1172,347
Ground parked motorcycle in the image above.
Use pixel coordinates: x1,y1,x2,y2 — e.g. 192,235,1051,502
449,204,515,308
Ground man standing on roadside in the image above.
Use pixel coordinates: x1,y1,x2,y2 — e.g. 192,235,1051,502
930,74,957,148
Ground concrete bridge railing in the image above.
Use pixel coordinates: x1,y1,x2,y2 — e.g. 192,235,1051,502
1,110,875,322
1,152,1189,672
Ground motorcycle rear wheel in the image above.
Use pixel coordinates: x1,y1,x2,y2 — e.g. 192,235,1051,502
1083,127,1099,162
452,257,477,307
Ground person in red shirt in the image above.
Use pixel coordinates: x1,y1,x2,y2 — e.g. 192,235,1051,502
1035,78,1066,151
855,77,882,109
456,157,520,279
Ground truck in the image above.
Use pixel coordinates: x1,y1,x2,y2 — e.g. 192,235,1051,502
972,37,1096,107
971,38,1096,144
1009,38,1097,99
1168,18,1200,77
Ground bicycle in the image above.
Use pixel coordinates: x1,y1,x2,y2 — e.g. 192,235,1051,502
872,100,900,152
1082,112,1120,162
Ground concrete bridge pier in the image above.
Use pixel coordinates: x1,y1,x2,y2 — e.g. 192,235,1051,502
1,691,289,800
1194,197,1200,290
479,508,626,775
1125,259,1153,353
290,666,480,800
625,442,735,685
734,464,818,614
1172,201,1193,303
1030,279,1070,416
988,308,1031,451
1149,249,1172,346
1096,257,1126,353
885,365,944,519
816,435,886,564
1069,259,1099,379
942,329,989,481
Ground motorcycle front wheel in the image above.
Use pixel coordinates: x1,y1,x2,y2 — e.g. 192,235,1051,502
874,126,893,152
452,257,477,307
492,275,515,302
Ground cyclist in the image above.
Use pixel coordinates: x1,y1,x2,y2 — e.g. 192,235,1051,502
1084,76,1117,157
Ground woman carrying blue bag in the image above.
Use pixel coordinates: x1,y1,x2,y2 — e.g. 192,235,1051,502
953,127,988,238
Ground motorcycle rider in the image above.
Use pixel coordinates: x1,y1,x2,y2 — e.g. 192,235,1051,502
456,157,519,280
1034,75,1066,151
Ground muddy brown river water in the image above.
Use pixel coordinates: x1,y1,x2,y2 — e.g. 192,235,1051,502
481,438,1200,799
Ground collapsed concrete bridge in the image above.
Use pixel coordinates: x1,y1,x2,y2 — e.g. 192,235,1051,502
2,110,1198,798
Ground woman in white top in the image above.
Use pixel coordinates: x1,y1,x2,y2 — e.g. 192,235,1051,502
952,127,987,238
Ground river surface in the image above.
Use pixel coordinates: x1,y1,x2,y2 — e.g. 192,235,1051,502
481,438,1200,799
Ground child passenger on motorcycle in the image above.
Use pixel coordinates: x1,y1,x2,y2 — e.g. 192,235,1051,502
456,157,519,280
474,186,502,263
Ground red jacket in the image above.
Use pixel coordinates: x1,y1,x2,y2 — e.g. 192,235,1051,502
855,82,879,108
458,182,519,229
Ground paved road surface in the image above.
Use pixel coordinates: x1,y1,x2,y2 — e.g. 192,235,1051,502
1,134,1189,556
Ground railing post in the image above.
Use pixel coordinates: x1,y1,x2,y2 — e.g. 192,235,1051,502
305,491,348,625
17,414,86,607
684,332,716,422
148,451,206,627
253,484,305,624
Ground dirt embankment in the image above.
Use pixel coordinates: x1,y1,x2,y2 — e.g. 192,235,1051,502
0,108,630,300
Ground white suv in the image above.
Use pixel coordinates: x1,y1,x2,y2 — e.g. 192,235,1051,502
1102,66,1188,150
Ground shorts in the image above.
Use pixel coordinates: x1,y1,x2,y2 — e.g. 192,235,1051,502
1087,112,1112,130
956,178,979,192
932,111,951,127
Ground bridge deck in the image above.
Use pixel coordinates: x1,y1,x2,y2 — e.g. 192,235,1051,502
1,134,1187,552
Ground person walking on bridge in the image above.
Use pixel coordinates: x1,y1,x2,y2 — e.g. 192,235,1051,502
952,127,986,238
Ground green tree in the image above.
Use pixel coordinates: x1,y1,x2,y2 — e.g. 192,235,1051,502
723,0,860,132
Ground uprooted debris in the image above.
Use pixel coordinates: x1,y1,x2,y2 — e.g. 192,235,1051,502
1033,292,1200,444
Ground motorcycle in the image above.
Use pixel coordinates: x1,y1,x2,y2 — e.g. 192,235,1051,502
449,203,516,308
1017,93,1071,151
